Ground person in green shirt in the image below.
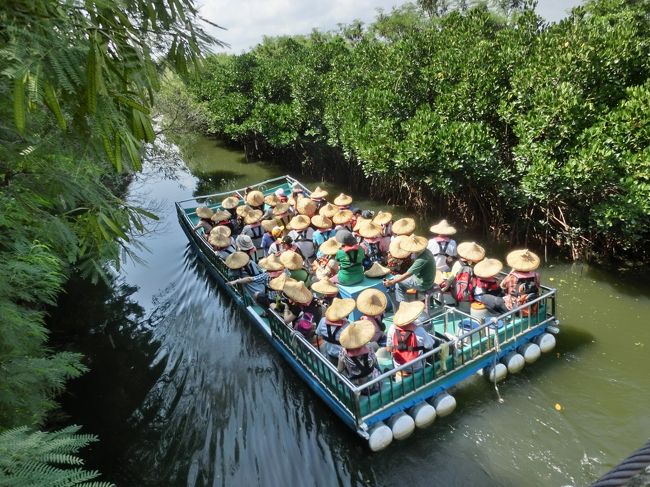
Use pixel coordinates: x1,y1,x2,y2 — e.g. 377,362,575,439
334,230,366,286
384,235,435,302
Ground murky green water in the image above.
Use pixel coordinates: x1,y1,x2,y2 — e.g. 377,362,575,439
51,135,650,487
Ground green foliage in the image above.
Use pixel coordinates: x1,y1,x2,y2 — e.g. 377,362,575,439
0,426,114,487
186,0,650,261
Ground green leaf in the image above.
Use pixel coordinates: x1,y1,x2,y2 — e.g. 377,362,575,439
43,80,67,130
14,75,26,134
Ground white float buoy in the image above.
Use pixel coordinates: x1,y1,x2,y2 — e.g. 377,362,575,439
519,342,541,364
431,392,457,417
387,412,415,440
367,422,393,452
536,333,556,353
502,352,525,374
485,362,508,382
408,402,437,428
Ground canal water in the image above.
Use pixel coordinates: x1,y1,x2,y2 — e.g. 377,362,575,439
51,134,650,486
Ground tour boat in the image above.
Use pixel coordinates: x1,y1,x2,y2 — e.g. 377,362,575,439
176,175,560,451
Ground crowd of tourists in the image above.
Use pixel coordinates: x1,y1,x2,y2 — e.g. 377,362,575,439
193,182,542,390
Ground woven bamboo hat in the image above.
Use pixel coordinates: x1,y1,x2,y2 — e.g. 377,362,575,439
364,262,391,278
245,190,265,207
288,214,311,231
310,186,328,199
332,209,353,225
506,249,540,272
319,203,338,218
389,235,411,259
261,219,276,232
272,203,290,216
283,280,312,304
243,209,263,225
297,197,317,216
353,217,370,232
325,297,356,322
429,219,456,235
358,221,382,239
392,217,416,236
196,206,214,219
311,215,333,229
356,288,387,316
311,278,339,296
269,273,293,291
264,193,280,207
400,235,428,253
434,270,444,285
225,251,250,269
474,258,503,278
457,241,486,262
236,204,253,217
236,234,255,251
393,301,425,328
208,233,230,248
319,237,341,256
258,253,284,271
210,225,232,238
221,196,240,210
210,209,231,223
280,250,304,270
333,193,353,206
373,211,393,225
339,320,375,349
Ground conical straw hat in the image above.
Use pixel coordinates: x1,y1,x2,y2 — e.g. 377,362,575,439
245,190,265,207
434,270,444,285
264,193,280,207
319,203,338,218
339,320,375,349
392,218,415,235
243,209,264,225
225,251,250,269
311,278,339,296
311,215,333,229
279,250,304,270
332,210,353,225
457,241,486,262
288,214,311,231
236,204,254,217
389,235,411,259
358,221,383,239
429,219,457,235
210,225,232,238
393,301,425,328
208,234,230,248
319,238,341,256
325,297,356,322
353,217,371,232
506,249,540,272
269,273,293,291
356,288,387,316
310,186,328,199
273,203,290,216
297,197,317,216
196,206,214,219
258,253,285,271
372,211,393,225
211,210,231,223
399,235,428,253
221,196,240,209
474,258,503,278
261,219,276,232
283,280,312,304
364,262,391,278
333,193,353,206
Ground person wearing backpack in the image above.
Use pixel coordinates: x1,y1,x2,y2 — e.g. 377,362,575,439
472,257,509,314
500,249,541,312
333,230,366,286
442,241,485,312
386,301,434,377
383,235,435,303
288,214,315,260
315,297,356,364
337,320,381,393
426,219,458,272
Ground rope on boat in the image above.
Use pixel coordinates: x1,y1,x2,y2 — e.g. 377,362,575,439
591,438,650,487
491,319,504,404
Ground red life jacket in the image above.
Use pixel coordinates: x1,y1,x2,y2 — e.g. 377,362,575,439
392,327,424,365
472,276,500,296
454,263,475,303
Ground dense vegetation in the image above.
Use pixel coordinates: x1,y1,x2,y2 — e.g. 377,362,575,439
186,0,650,262
0,0,214,484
